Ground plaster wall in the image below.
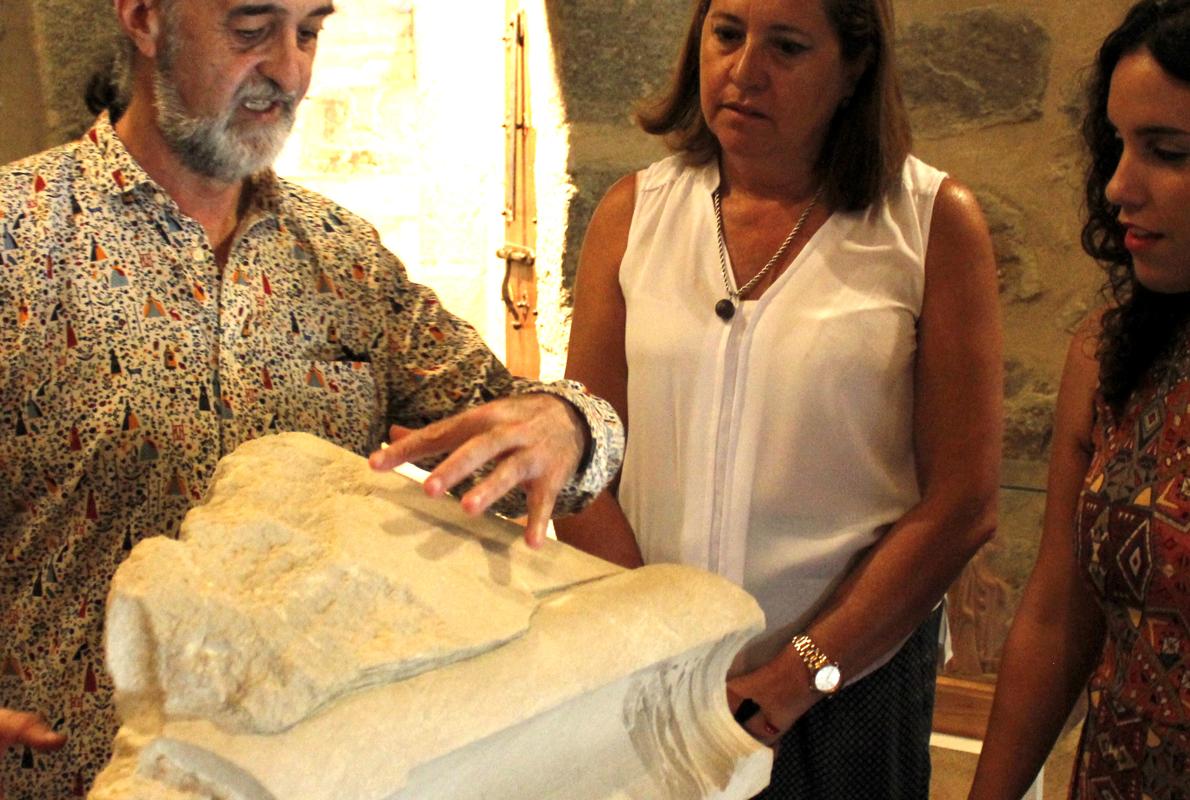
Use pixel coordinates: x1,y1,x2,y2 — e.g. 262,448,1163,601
273,1,510,360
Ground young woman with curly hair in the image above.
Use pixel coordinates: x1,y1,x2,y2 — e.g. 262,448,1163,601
972,2,1190,796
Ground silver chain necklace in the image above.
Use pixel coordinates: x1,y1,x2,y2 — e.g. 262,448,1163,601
712,186,822,321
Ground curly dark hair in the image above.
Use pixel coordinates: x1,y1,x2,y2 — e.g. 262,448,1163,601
1083,0,1190,411
635,0,910,212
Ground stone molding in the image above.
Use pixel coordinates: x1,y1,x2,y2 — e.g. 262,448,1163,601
90,432,770,799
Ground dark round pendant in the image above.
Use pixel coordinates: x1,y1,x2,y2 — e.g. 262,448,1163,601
715,299,735,321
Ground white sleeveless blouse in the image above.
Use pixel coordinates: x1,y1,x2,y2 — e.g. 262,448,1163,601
618,154,946,671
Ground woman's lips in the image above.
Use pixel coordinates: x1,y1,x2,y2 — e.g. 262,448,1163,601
1123,224,1163,253
722,102,766,119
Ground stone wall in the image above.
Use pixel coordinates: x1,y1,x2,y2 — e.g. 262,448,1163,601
8,0,118,154
897,0,1128,679
0,0,49,165
542,0,683,292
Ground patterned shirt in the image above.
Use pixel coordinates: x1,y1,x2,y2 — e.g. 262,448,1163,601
0,114,622,798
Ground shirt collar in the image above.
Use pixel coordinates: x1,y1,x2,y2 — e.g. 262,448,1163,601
80,111,158,198
80,111,284,221
246,170,284,219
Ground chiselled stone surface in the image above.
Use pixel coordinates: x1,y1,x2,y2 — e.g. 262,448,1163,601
899,8,1052,138
1058,73,1090,130
90,432,769,799
545,0,688,125
1004,358,1058,462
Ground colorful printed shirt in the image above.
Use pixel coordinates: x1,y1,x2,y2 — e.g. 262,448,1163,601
0,114,622,798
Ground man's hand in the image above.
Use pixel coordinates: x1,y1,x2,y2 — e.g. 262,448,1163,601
0,709,66,798
368,395,587,548
0,709,65,752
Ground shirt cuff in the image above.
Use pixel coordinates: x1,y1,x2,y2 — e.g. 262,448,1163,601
508,378,624,517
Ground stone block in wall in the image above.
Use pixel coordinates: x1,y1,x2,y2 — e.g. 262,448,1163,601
544,0,691,126
559,167,625,303
977,188,1044,305
899,7,1052,138
30,0,120,146
1004,357,1058,463
944,482,1046,679
90,432,770,800
1058,71,1091,130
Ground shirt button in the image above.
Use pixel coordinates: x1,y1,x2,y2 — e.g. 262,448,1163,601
193,247,206,261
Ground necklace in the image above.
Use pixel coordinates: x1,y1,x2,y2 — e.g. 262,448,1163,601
712,186,822,321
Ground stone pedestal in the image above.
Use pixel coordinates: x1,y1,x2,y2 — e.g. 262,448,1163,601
89,432,770,799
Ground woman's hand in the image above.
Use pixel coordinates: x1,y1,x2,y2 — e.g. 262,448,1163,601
726,649,820,747
368,394,586,548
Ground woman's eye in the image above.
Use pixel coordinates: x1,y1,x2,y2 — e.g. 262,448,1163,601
712,25,744,44
1152,146,1189,164
774,39,807,56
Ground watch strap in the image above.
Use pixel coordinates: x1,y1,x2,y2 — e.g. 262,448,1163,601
790,634,841,693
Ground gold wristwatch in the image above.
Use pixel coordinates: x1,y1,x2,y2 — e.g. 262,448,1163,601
790,634,841,694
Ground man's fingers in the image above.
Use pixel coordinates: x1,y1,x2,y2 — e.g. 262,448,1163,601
457,451,528,514
368,425,412,471
366,395,584,538
23,725,67,751
427,425,527,500
457,464,559,550
523,486,555,549
369,413,491,472
0,710,66,752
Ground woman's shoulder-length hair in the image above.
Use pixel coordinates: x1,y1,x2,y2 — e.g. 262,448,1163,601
636,0,912,212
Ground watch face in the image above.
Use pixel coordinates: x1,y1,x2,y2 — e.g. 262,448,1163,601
814,664,841,694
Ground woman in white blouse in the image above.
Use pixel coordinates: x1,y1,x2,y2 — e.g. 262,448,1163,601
556,0,1002,795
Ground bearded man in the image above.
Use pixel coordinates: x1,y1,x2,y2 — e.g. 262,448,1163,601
0,1,623,796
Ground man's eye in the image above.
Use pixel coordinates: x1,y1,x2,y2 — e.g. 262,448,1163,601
235,26,268,43
298,27,321,45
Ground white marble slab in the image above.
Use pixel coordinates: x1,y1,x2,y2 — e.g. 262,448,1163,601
90,432,770,799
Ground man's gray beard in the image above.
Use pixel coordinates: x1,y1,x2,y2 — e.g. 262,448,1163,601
153,53,296,182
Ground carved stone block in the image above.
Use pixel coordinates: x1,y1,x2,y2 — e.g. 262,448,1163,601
89,432,770,799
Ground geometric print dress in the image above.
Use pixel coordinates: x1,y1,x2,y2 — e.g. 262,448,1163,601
1073,339,1190,799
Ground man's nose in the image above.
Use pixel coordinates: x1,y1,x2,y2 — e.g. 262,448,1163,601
258,31,310,98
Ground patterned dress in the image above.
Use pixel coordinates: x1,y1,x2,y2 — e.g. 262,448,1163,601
0,115,622,798
1073,341,1190,799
